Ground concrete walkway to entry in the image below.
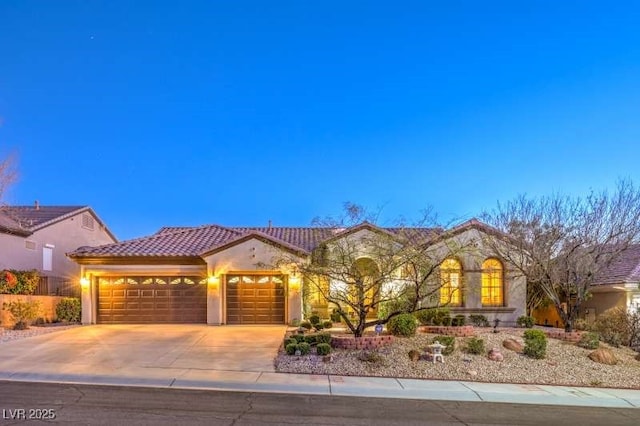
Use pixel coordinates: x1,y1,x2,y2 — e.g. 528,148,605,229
1,325,639,409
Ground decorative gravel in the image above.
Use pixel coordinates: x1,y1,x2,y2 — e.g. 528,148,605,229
275,328,640,389
0,325,79,344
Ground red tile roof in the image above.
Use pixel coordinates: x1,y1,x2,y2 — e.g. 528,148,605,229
69,223,439,259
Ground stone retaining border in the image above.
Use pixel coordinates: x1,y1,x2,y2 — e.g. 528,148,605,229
541,329,585,342
418,325,476,337
331,334,395,350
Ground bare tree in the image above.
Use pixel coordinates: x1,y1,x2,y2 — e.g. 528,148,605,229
482,180,640,332
0,153,17,204
280,204,468,337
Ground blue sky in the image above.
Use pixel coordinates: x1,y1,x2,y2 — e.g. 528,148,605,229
1,1,639,240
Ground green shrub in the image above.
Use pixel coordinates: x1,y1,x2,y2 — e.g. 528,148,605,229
330,310,341,323
284,337,297,347
308,314,321,326
357,351,384,363
432,335,455,355
591,308,640,348
387,313,417,337
297,342,311,355
469,314,490,327
291,334,306,343
452,315,466,327
2,299,41,329
414,309,434,325
573,318,588,331
523,329,547,359
441,316,452,326
290,318,301,327
0,269,40,295
516,316,535,328
300,321,312,330
316,332,332,345
55,297,81,322
285,343,298,355
577,332,600,350
304,334,317,345
464,337,485,355
415,308,453,326
314,322,325,331
316,343,331,356
322,320,333,329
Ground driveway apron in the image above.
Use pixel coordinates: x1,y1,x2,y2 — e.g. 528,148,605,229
0,325,287,378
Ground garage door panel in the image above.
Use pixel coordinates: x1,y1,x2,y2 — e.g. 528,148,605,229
98,276,206,324
226,275,285,325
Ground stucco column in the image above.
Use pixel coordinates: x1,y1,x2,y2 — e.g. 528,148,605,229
207,277,223,325
287,277,302,324
80,269,92,325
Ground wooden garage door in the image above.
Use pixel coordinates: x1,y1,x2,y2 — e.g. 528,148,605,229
97,276,207,324
226,275,285,324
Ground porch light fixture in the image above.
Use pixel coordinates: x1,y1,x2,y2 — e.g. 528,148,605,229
207,275,220,288
289,276,301,291
80,277,90,288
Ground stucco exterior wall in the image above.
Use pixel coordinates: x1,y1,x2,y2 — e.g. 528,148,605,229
204,238,305,325
0,211,116,281
582,291,628,317
444,228,527,323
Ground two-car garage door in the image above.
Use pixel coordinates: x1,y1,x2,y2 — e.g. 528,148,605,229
97,274,285,325
97,276,207,324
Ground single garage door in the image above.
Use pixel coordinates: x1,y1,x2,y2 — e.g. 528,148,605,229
97,276,207,324
226,274,285,324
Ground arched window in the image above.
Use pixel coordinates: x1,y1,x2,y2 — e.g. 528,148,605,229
482,258,504,306
440,258,462,306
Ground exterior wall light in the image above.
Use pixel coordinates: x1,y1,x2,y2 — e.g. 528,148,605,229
289,276,301,291
207,275,220,288
80,277,90,288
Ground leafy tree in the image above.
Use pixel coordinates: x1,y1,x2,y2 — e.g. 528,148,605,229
482,180,640,332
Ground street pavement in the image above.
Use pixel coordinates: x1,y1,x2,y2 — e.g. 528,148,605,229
1,381,639,425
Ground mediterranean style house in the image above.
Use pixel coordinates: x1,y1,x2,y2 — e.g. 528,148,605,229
68,219,527,326
0,204,117,295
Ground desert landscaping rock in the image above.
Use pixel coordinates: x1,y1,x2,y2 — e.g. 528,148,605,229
502,338,524,353
275,328,640,389
0,325,79,344
588,348,618,365
487,348,504,362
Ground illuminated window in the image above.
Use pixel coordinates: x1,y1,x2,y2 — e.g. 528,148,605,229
482,259,504,306
440,258,462,306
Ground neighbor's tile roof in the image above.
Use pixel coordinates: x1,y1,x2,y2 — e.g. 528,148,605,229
69,223,440,258
594,244,640,285
0,205,88,235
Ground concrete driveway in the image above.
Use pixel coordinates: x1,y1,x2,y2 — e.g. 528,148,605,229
0,325,287,380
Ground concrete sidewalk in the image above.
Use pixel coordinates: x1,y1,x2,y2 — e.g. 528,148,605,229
1,367,639,409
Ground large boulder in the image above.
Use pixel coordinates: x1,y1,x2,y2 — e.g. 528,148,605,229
588,348,618,365
502,338,524,353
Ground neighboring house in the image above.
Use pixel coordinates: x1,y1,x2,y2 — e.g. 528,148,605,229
0,204,117,295
68,219,526,326
533,245,640,327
